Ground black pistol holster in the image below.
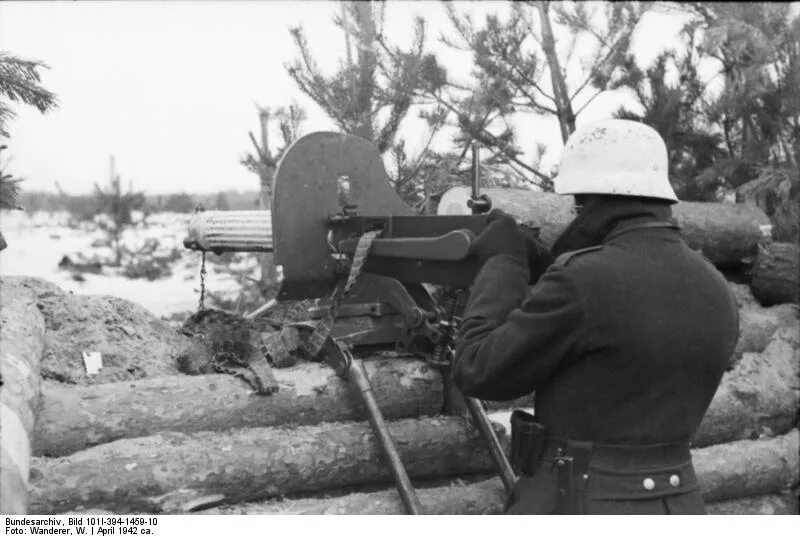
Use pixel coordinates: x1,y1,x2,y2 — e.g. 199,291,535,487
509,409,547,476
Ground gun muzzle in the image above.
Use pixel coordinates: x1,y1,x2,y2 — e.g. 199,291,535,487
184,210,273,253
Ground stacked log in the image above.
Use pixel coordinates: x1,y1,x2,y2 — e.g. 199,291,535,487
0,279,47,514
750,242,799,306
31,286,796,456
203,432,799,515
33,358,442,457
2,266,797,515
28,417,499,514
692,324,799,448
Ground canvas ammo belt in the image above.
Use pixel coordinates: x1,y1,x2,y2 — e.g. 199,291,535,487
258,229,383,365
542,438,697,514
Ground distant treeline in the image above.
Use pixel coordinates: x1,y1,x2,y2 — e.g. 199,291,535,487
17,190,262,219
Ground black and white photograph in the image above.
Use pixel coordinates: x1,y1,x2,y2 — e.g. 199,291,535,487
0,0,798,530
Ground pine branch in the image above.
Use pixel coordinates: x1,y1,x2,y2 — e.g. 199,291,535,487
0,175,23,210
0,53,58,112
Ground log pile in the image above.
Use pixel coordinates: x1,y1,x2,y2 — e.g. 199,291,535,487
2,191,798,517
28,417,499,514
203,432,799,515
33,358,442,457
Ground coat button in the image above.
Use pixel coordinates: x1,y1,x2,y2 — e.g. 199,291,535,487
642,478,655,490
669,475,681,487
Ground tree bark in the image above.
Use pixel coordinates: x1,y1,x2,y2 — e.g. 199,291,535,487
28,416,501,514
438,188,772,269
34,357,442,457
693,326,799,448
536,1,575,143
705,491,798,515
202,431,799,515
206,476,507,515
750,242,799,306
257,108,278,287
694,430,799,503
733,303,798,366
0,279,46,514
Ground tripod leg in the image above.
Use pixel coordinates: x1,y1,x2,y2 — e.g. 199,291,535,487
463,396,516,494
348,358,424,515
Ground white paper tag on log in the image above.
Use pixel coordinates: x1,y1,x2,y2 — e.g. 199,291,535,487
82,351,103,376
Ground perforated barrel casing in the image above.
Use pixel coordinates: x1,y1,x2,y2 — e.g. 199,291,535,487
184,210,272,252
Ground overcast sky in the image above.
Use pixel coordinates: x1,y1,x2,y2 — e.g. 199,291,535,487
0,1,694,195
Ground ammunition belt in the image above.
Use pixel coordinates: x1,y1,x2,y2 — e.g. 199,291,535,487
253,229,381,375
211,350,279,395
305,229,383,358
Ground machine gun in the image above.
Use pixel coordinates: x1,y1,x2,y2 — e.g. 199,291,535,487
184,131,517,513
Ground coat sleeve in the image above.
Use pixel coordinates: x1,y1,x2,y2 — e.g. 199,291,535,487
452,254,585,401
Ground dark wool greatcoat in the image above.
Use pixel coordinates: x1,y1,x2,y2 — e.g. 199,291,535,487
453,199,739,515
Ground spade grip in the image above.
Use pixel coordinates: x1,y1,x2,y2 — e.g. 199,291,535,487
183,210,273,253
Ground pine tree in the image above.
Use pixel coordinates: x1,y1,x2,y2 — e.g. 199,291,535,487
0,52,58,250
240,102,306,209
430,1,650,188
621,2,799,239
612,25,727,200
240,102,307,291
286,1,442,154
285,0,452,208
0,52,58,138
93,157,145,266
0,145,22,210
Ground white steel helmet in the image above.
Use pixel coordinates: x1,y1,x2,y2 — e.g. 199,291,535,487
555,119,678,202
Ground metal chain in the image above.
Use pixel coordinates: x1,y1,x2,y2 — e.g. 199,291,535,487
305,229,383,358
198,251,207,313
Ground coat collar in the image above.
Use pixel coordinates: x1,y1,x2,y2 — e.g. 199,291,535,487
551,197,676,257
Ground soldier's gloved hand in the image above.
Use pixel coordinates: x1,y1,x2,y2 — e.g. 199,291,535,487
469,209,527,267
522,232,555,285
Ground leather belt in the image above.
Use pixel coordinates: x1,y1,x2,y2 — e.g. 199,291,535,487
542,439,698,513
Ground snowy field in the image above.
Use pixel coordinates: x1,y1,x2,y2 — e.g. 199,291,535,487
0,210,254,318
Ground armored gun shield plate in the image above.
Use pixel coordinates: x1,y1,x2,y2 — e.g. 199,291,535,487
272,132,413,299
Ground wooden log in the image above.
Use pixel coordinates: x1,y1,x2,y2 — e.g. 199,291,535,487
733,303,798,366
438,187,772,269
694,430,799,503
751,242,799,306
202,431,800,515
693,326,799,448
728,282,761,310
34,357,442,457
28,416,501,514
205,477,507,515
706,491,798,515
0,278,46,514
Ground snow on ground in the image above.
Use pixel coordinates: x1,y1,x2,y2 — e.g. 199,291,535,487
0,210,252,318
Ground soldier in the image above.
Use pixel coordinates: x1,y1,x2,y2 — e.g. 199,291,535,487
453,119,739,515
